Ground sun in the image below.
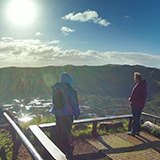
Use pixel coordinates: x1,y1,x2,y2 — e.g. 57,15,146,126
7,0,36,26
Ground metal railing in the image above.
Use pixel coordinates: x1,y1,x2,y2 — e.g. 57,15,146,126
142,112,160,124
39,112,160,137
2,111,160,160
3,112,43,160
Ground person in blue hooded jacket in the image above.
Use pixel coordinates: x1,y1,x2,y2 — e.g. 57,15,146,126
51,72,80,158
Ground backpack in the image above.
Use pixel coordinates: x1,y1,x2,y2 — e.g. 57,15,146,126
52,83,68,110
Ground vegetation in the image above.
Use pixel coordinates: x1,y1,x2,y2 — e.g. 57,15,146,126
19,117,129,139
0,129,13,160
141,124,160,138
151,128,160,138
0,64,160,118
0,65,159,99
19,114,56,130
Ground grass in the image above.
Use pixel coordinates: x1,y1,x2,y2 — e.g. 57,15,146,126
0,129,13,160
141,124,160,139
0,114,55,160
151,128,160,138
71,120,128,138
19,114,55,130
72,128,92,138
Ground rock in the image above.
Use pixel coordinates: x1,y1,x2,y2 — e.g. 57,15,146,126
99,122,124,131
143,121,160,133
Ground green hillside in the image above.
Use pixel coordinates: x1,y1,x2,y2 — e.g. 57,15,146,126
0,65,160,106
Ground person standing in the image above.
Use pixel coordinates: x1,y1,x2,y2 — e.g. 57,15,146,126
128,72,147,136
51,72,80,158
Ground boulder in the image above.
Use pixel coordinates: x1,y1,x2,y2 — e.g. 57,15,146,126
99,122,124,131
143,121,160,133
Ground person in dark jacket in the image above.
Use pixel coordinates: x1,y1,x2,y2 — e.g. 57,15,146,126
51,72,80,158
127,72,147,136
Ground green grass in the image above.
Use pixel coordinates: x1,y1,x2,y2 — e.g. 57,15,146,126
19,114,55,130
72,120,128,138
72,128,92,137
0,129,13,160
151,128,160,138
141,124,160,139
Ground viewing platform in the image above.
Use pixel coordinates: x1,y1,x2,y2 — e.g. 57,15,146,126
1,112,160,160
77,131,160,160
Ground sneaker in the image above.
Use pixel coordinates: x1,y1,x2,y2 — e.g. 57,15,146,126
136,132,140,136
65,145,74,159
127,131,135,136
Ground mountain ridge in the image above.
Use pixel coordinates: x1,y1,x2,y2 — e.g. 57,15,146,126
0,65,160,103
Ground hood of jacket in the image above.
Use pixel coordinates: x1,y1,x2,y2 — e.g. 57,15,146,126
138,79,147,88
59,72,73,86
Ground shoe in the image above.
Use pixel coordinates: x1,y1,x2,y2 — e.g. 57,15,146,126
136,132,140,136
127,131,135,136
65,145,74,159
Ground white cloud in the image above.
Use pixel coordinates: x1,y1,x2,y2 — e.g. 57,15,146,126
61,26,75,35
62,10,111,27
1,37,14,41
48,40,61,44
35,32,43,36
124,15,130,18
0,38,160,68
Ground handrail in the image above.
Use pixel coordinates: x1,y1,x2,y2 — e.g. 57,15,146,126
3,112,43,160
39,114,133,136
142,112,160,124
29,125,67,160
39,112,160,137
39,114,133,128
142,112,160,119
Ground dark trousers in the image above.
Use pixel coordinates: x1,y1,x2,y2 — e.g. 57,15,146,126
132,107,143,133
53,115,73,153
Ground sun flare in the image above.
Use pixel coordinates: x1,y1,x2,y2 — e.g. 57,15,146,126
7,0,36,26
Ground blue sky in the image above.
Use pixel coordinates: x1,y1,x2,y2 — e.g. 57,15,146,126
0,0,160,68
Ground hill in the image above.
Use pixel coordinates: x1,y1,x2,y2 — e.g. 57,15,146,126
0,65,160,103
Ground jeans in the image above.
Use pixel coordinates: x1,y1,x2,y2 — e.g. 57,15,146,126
132,107,143,133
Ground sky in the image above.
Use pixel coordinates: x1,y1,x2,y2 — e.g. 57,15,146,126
0,0,160,68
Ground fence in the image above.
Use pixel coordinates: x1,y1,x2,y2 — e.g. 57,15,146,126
1,111,160,160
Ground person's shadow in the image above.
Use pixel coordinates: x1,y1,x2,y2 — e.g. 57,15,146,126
72,151,109,160
97,134,160,155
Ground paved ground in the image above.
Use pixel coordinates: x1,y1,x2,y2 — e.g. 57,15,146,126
86,131,160,160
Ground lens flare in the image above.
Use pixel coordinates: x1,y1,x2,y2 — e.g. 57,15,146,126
7,0,36,26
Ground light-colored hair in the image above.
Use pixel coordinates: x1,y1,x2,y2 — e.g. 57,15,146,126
134,72,142,81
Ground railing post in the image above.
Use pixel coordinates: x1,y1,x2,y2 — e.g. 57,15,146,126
128,117,132,131
92,121,98,137
10,127,21,160
154,118,158,124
